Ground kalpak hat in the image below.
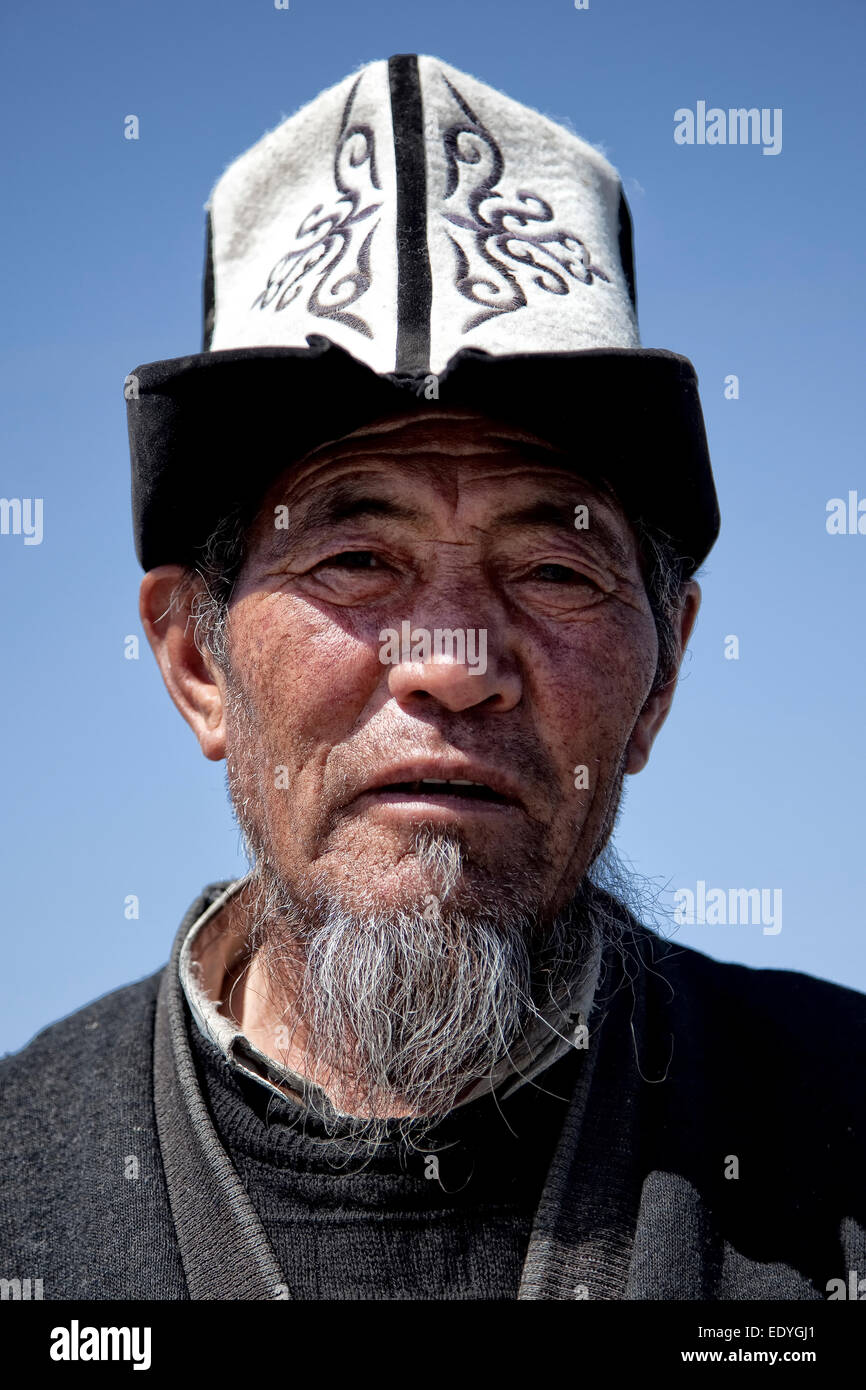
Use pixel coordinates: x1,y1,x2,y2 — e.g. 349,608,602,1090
126,54,719,573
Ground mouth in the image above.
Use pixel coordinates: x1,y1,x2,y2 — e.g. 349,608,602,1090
369,778,509,806
349,763,523,819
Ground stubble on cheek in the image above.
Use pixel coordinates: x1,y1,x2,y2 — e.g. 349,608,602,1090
531,613,657,908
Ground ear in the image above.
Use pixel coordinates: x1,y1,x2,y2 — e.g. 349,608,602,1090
139,566,228,762
625,581,701,775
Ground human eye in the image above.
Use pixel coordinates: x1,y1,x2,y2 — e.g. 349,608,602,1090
312,550,383,571
511,555,611,616
294,547,398,605
528,562,599,586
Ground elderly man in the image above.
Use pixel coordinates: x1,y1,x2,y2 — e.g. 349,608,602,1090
1,55,864,1304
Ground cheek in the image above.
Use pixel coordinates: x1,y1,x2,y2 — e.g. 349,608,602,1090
528,611,657,776
231,594,384,758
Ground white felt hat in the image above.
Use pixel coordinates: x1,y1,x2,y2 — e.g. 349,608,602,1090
204,54,639,375
127,55,719,573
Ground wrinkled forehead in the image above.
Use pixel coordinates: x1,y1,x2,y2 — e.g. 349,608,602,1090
235,410,643,585
250,408,626,528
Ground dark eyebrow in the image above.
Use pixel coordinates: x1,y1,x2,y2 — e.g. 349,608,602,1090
302,491,422,531
258,488,423,560
496,499,633,569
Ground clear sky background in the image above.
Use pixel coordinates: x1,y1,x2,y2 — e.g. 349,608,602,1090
1,0,863,1054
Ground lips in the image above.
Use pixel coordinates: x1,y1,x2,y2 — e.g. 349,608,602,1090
354,761,524,810
375,777,506,804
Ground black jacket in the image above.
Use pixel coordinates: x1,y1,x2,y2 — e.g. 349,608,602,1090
1,883,864,1300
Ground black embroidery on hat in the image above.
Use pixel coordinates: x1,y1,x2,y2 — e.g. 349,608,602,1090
251,75,382,337
441,78,610,333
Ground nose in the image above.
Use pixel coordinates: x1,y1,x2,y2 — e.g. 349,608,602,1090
384,623,521,713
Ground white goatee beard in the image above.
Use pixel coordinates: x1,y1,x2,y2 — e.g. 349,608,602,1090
230,831,614,1151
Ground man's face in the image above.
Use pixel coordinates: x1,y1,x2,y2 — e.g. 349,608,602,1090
214,411,662,925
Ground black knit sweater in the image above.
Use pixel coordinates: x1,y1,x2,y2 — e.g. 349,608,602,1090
3,883,866,1300
188,1019,582,1299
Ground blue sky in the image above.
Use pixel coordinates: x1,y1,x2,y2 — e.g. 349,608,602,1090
1,0,864,1053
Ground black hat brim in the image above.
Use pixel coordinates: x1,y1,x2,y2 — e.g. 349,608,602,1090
126,337,720,575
